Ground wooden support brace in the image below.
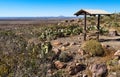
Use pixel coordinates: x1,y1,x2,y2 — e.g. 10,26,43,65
84,13,87,41
97,14,100,41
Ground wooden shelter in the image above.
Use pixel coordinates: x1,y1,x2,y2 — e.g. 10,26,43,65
74,9,111,41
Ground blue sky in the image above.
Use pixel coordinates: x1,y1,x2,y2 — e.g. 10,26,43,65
0,0,119,17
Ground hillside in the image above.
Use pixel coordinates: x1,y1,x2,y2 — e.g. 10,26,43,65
0,13,120,77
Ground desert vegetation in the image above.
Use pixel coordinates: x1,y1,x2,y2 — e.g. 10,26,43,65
0,13,120,77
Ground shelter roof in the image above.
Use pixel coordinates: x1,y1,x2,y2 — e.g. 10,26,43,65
74,9,111,16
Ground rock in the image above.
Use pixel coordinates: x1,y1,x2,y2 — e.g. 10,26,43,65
28,38,41,45
78,49,86,56
47,69,53,77
75,73,83,77
114,50,120,57
63,42,70,47
109,71,120,77
47,64,52,69
118,60,120,64
52,48,61,55
109,29,118,36
67,63,86,75
83,74,88,77
60,46,66,51
52,41,62,46
114,56,119,60
114,50,120,60
117,71,120,77
70,42,76,46
78,37,81,40
89,63,108,77
79,57,86,63
102,44,110,49
109,74,116,77
54,61,66,69
52,48,61,60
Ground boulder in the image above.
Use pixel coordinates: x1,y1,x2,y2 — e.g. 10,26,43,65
54,61,66,69
89,63,108,77
109,29,118,36
67,63,86,75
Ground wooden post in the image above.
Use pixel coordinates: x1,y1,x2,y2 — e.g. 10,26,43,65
97,14,100,41
84,13,87,41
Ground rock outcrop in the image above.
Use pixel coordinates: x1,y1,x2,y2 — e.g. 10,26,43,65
89,63,108,77
67,63,86,75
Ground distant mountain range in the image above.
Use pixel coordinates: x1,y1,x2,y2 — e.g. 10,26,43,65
0,16,78,21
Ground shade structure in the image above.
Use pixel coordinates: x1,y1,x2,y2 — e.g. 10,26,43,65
74,9,111,16
74,9,111,41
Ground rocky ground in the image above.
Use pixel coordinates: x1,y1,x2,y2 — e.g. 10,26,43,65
50,35,120,77
100,36,120,50
51,35,120,53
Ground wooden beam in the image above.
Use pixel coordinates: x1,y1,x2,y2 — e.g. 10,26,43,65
84,13,87,41
97,14,100,41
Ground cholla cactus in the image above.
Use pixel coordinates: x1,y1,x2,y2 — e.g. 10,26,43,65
41,41,52,58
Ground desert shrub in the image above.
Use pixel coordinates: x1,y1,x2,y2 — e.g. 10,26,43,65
99,27,109,35
107,59,118,66
0,63,9,76
0,30,27,53
72,26,83,35
51,70,66,77
59,52,73,62
39,25,83,41
87,26,97,31
87,26,108,35
0,24,83,76
81,40,104,56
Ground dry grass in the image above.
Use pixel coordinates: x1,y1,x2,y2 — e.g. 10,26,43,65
86,69,92,77
108,65,120,72
99,52,114,63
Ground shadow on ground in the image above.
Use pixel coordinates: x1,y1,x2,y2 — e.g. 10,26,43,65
100,37,120,42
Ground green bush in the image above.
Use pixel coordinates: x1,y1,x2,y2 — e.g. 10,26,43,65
81,40,104,56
